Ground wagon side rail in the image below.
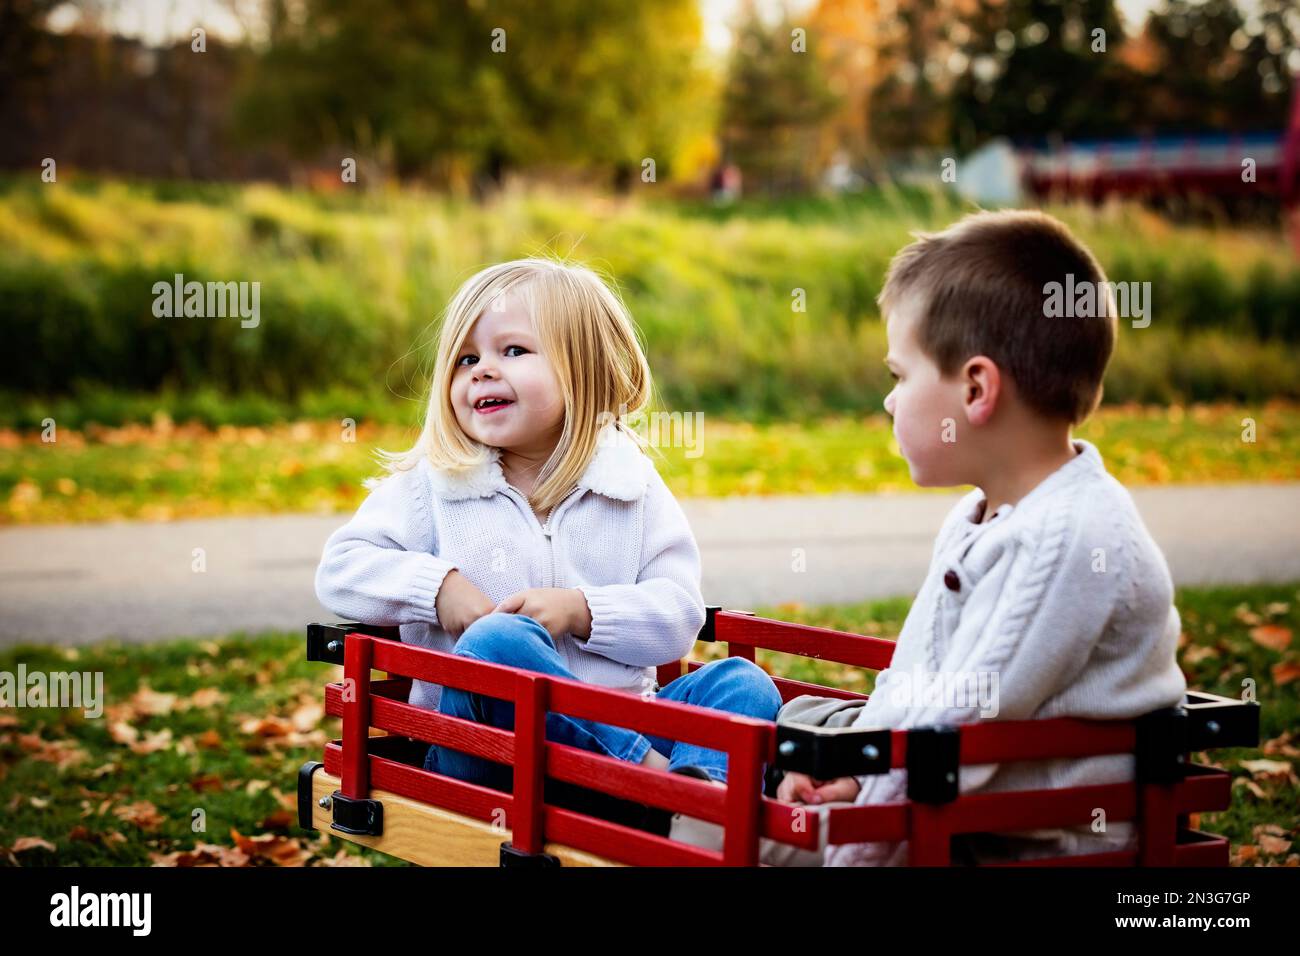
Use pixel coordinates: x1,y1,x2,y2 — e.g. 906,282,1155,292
780,689,1260,866
674,606,897,703
689,607,1260,866
305,623,787,865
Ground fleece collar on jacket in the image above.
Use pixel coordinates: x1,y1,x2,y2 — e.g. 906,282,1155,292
428,422,649,502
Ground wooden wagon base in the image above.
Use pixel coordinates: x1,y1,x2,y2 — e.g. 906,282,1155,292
303,763,623,867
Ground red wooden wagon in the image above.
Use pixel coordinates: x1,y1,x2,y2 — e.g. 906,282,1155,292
297,607,1259,866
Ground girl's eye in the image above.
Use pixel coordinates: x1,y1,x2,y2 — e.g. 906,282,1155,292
456,354,477,367
889,371,900,381
505,345,528,357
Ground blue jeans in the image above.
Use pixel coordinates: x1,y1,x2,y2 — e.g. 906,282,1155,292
422,613,781,790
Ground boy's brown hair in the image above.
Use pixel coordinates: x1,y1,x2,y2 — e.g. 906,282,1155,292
878,209,1115,424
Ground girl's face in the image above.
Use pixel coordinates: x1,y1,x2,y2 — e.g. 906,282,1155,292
882,296,968,487
450,294,566,456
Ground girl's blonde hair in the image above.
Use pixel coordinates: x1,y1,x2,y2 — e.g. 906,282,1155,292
379,257,653,512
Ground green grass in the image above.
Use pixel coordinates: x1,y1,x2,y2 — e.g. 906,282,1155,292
1,583,1295,867
2,177,1298,423
3,403,1296,524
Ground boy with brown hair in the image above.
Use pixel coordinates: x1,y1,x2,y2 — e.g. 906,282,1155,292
775,210,1187,866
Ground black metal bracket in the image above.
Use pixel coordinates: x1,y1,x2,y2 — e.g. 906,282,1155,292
500,842,561,867
695,606,722,643
329,790,384,836
307,622,401,664
775,723,892,780
1183,691,1260,751
297,761,323,831
906,725,960,804
1136,706,1189,785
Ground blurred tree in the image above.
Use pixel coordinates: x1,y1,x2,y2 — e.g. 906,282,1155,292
235,0,706,187
721,1,840,194
0,0,65,125
1140,0,1295,131
0,1,270,180
946,0,1137,151
809,0,884,168
868,0,958,150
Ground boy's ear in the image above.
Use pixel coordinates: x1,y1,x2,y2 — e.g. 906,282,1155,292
961,355,1001,426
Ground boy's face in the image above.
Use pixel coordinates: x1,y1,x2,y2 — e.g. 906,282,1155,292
450,294,566,456
882,296,969,487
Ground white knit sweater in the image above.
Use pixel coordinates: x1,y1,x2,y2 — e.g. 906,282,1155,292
315,424,707,711
824,439,1188,866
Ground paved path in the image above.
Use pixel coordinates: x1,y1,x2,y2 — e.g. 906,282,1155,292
2,484,1298,646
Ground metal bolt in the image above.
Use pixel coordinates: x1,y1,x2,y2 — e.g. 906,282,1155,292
946,772,956,783
327,640,343,655
862,744,880,761
318,796,331,809
1175,754,1185,763
1206,720,1220,735
778,740,797,757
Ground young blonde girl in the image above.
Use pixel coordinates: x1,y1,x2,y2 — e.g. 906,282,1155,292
315,258,780,795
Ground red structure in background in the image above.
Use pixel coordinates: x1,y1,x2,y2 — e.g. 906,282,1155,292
1020,77,1300,251
1285,85,1300,208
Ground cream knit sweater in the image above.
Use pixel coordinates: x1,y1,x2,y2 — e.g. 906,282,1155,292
315,424,706,711
823,439,1188,866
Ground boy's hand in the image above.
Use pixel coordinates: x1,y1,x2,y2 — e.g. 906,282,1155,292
434,570,495,637
495,588,591,640
777,771,862,805
777,771,821,804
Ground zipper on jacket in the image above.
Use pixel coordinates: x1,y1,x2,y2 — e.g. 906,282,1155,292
541,486,580,588
501,485,580,588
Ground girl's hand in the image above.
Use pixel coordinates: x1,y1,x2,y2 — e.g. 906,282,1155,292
495,588,591,640
435,570,495,637
777,771,862,805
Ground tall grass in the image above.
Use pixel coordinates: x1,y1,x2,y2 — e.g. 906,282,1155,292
1,176,1297,427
